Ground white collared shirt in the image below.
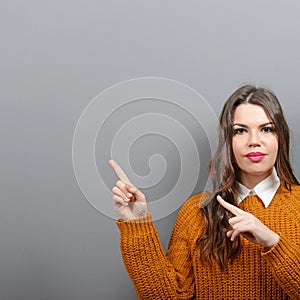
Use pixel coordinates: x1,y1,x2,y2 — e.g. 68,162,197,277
237,167,280,208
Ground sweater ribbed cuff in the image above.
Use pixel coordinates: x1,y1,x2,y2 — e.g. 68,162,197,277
261,234,299,264
116,212,153,236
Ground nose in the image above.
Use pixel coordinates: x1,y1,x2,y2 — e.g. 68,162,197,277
248,130,261,147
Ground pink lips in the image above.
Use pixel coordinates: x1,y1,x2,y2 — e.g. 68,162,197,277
246,152,265,162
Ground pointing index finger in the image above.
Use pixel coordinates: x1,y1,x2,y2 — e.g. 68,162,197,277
216,195,241,216
109,160,133,185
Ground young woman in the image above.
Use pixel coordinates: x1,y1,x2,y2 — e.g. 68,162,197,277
109,85,300,299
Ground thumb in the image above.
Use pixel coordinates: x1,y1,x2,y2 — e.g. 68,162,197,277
125,184,146,203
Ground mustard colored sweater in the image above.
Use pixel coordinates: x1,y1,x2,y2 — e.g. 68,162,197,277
116,184,300,299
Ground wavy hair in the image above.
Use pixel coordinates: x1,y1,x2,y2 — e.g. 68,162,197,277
197,84,299,271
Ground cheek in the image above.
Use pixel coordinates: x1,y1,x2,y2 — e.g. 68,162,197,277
272,138,279,157
268,136,278,154
263,136,278,164
232,138,240,156
231,139,242,164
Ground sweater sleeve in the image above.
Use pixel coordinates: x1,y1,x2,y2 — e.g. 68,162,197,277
262,234,300,299
116,198,199,300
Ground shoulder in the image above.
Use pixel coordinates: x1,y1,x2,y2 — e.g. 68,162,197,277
277,183,300,215
182,192,211,209
175,192,211,224
290,184,300,193
287,184,300,207
170,192,209,239
279,183,300,198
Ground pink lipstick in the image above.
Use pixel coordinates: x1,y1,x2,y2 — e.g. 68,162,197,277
246,152,265,162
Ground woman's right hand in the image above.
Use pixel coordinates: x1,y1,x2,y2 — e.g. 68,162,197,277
109,160,148,220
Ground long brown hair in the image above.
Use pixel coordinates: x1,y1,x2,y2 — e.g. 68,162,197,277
197,84,299,271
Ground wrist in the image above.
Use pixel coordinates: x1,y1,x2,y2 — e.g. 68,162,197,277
120,212,151,223
122,208,148,221
265,232,280,249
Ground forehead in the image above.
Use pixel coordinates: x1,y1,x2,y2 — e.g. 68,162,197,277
233,104,271,124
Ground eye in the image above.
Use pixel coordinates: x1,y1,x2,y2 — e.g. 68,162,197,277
261,126,275,133
233,128,246,135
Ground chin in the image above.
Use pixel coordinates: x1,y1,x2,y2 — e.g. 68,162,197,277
244,166,273,176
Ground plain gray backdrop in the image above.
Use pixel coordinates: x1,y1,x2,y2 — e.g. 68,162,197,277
1,1,300,299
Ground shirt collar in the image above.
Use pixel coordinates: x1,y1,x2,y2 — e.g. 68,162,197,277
237,167,280,208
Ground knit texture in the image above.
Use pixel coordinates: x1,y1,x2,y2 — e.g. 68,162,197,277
116,184,300,299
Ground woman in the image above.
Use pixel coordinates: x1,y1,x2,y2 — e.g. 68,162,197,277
109,85,300,299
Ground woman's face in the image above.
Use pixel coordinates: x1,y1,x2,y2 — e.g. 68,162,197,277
232,103,278,188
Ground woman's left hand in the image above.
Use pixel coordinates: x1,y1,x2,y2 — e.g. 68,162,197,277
217,195,279,248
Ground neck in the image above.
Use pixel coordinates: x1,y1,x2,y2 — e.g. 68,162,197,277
238,170,273,189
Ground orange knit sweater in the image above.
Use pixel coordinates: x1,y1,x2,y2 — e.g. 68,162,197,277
116,184,300,299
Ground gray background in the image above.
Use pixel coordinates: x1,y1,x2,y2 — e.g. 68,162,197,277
1,1,300,299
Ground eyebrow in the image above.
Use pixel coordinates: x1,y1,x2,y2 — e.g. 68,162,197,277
232,122,274,128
